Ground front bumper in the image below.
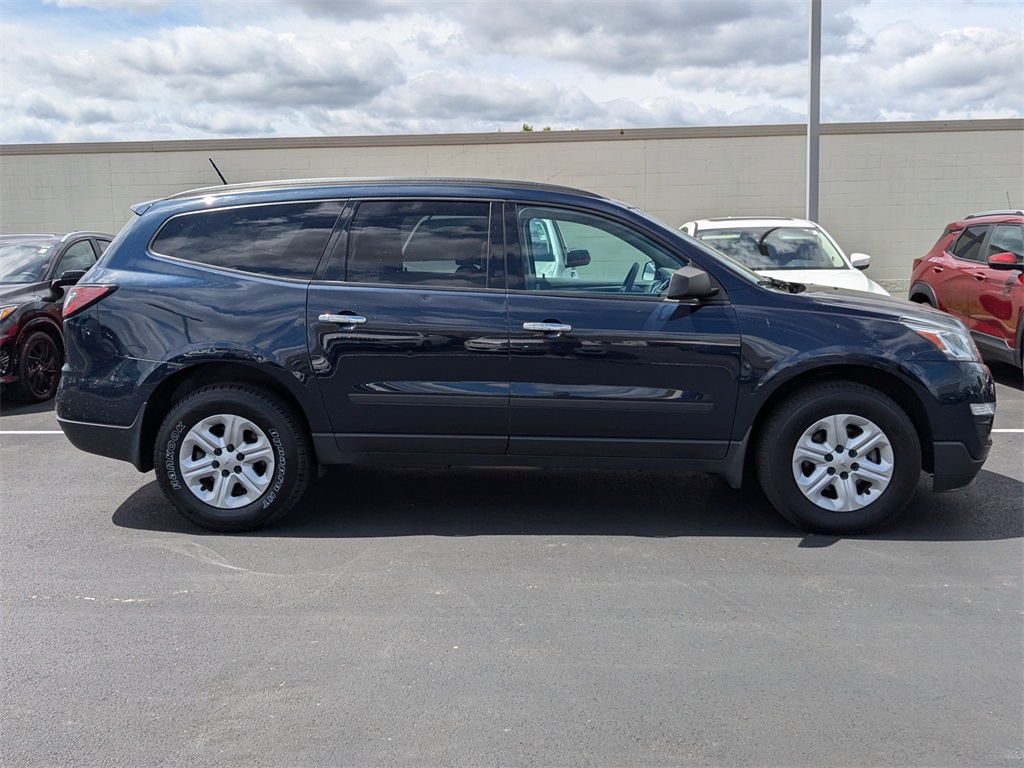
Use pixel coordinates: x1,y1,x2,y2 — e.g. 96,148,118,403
931,440,991,492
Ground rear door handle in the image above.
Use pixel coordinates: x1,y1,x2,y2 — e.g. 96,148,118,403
523,321,572,337
319,313,367,325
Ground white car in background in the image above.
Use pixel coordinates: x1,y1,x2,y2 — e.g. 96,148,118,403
679,217,889,295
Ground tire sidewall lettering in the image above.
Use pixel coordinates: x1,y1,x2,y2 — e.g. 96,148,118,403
163,420,188,491
263,428,289,509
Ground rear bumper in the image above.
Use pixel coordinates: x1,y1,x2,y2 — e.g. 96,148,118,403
57,407,146,471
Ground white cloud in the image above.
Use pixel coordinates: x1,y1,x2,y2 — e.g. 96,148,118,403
0,0,1020,143
44,0,169,10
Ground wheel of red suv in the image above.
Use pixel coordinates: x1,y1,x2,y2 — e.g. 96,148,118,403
756,382,921,534
10,330,61,403
154,385,311,532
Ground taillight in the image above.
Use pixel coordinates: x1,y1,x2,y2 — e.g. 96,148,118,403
63,284,118,319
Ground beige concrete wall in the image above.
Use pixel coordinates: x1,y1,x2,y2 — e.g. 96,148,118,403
2,120,1021,292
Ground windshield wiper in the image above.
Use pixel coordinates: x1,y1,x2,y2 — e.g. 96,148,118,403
759,276,806,294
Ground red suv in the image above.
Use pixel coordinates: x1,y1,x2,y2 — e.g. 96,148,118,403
909,210,1024,368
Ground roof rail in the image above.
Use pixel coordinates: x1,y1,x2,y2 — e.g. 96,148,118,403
965,209,1024,219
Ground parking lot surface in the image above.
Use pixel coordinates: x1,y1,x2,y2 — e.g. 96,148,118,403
1,363,1021,768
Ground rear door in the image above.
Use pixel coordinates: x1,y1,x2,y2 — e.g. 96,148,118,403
506,204,742,461
934,224,989,327
307,199,511,457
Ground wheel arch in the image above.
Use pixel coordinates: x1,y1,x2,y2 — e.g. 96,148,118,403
748,364,935,475
137,361,314,473
16,316,64,358
908,282,938,306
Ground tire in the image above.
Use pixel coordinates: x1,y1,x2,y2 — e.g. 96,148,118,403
154,384,311,532
755,382,921,534
10,331,61,403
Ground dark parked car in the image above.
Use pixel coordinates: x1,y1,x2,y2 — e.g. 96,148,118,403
909,210,1024,368
0,231,111,402
56,179,995,534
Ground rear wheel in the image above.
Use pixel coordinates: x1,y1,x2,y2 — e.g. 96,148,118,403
756,382,921,534
154,384,311,532
10,331,61,403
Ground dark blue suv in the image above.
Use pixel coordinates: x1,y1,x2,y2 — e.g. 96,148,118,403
56,179,995,533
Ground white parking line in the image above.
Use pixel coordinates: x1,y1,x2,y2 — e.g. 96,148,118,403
0,430,64,435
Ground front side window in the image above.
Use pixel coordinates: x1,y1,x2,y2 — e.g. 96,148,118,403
517,206,683,296
343,200,491,289
151,201,344,280
949,225,988,262
54,240,98,277
988,224,1024,261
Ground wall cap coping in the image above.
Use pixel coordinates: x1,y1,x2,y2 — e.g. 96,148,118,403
2,119,1021,156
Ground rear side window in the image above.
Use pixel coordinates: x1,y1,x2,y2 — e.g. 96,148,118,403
151,201,343,279
338,200,491,289
949,225,988,262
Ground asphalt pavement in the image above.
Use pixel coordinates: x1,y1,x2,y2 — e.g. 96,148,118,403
1,363,1021,768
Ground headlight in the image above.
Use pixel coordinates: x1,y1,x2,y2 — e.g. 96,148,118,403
0,306,16,323
900,317,980,362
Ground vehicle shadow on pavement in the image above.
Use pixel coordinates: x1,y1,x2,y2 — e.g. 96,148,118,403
0,397,57,417
990,362,1022,391
111,465,1023,543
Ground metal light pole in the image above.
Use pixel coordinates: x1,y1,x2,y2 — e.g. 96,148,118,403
807,0,821,222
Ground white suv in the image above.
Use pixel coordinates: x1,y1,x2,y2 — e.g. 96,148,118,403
679,217,888,295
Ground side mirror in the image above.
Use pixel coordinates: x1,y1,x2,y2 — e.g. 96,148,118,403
641,262,656,281
849,253,871,270
565,249,591,268
51,269,87,290
666,266,718,303
987,252,1024,271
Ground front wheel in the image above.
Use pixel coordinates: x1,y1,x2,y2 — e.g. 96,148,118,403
154,384,311,532
756,382,921,534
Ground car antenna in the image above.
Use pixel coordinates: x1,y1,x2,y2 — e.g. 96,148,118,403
209,158,228,185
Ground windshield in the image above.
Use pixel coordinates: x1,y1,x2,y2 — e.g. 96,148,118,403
0,243,53,284
696,226,848,271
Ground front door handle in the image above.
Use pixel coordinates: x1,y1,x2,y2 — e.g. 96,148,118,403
523,321,572,336
319,313,368,326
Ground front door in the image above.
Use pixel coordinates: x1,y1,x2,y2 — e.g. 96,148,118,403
971,222,1024,350
506,204,742,461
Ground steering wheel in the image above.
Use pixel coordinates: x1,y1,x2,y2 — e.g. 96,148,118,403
620,261,640,293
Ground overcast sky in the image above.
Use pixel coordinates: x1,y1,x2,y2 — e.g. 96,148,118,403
1,0,1021,144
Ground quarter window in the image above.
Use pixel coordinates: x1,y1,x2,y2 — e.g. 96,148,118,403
151,201,343,279
342,200,491,289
